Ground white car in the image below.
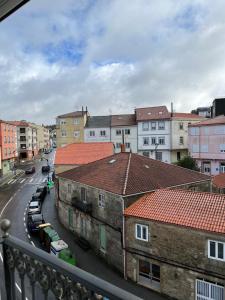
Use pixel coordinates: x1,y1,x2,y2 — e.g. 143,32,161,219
28,201,41,215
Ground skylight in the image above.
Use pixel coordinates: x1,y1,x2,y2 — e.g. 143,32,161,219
144,165,150,168
147,112,151,115
109,159,116,164
159,111,163,115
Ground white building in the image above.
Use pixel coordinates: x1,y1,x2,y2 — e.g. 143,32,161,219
110,114,137,153
84,116,111,143
136,106,171,163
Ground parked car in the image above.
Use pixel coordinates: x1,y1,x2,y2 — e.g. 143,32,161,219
44,149,50,154
28,201,41,215
42,165,50,173
27,214,45,233
31,192,43,203
25,166,35,174
36,185,47,200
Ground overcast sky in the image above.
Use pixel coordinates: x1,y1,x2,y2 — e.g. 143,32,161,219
1,0,225,124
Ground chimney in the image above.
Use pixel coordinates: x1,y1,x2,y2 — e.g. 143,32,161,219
120,130,126,152
86,106,88,113
82,106,84,116
171,102,173,117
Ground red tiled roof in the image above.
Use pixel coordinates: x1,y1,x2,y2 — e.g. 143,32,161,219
9,121,29,126
55,142,114,165
57,111,86,118
111,114,136,127
135,106,171,121
58,152,210,195
172,113,205,119
124,189,225,234
212,174,225,189
189,115,225,127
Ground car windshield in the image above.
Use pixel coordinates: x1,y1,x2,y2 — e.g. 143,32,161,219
32,215,43,222
29,202,39,207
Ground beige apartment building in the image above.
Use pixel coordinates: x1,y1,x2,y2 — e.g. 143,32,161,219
33,124,50,152
56,108,88,148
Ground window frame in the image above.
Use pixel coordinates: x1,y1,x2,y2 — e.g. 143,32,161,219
158,136,165,145
98,193,105,208
125,129,130,135
135,224,149,242
208,240,225,261
100,130,106,137
158,121,165,130
116,129,122,135
143,137,149,146
179,136,184,145
89,130,95,137
142,122,149,131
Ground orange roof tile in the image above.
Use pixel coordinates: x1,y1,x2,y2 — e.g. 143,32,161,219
172,113,205,119
212,173,225,189
124,189,225,234
55,142,114,165
189,115,225,127
135,106,171,121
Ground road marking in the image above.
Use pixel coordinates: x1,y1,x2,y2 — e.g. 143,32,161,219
0,252,3,262
10,179,17,184
31,241,35,247
16,282,21,293
23,217,25,222
25,228,28,233
42,178,46,183
29,178,34,183
27,234,31,239
20,178,25,183
0,196,13,218
7,179,14,184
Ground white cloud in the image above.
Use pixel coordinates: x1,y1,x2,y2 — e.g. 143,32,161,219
0,0,225,124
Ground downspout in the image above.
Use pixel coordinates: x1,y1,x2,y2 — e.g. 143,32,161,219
122,200,127,279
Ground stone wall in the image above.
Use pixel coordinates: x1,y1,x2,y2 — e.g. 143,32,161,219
125,217,225,299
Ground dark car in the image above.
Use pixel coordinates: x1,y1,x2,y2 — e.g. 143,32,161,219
31,192,43,203
25,166,35,174
27,214,45,233
44,149,50,154
42,165,50,173
36,185,47,200
28,201,41,215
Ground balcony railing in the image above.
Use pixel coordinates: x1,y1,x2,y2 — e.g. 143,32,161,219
1,219,142,300
71,198,92,214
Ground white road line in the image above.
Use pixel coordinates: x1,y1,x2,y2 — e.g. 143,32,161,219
29,178,34,183
27,234,31,239
42,178,46,183
0,252,3,262
20,178,25,183
0,196,13,218
7,179,14,184
10,179,17,184
23,217,25,222
31,241,35,247
25,228,28,233
15,282,21,293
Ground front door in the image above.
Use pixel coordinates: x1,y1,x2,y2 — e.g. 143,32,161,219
99,225,106,252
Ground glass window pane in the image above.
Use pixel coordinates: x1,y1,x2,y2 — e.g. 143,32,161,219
152,264,160,280
218,243,224,259
139,260,150,275
136,225,141,238
142,227,147,240
210,241,216,257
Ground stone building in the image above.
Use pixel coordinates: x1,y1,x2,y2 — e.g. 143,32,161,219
56,152,211,274
124,189,225,300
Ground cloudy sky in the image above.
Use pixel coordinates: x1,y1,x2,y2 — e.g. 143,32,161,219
1,0,225,124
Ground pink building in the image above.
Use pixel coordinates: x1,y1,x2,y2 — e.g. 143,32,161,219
188,115,225,175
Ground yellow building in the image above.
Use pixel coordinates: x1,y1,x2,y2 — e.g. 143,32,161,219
32,124,50,152
56,109,88,148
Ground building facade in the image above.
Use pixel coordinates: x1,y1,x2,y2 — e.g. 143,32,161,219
56,109,88,148
124,189,225,300
84,116,111,143
56,152,211,274
136,106,171,163
188,115,225,175
171,113,205,163
33,124,50,152
0,121,17,176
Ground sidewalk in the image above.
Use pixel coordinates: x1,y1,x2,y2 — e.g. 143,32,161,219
0,169,24,187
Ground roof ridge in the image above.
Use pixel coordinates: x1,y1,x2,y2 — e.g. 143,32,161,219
122,152,132,195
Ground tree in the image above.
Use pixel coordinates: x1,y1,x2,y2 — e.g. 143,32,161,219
176,156,200,171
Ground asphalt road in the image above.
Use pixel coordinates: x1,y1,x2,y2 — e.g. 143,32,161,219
0,151,168,300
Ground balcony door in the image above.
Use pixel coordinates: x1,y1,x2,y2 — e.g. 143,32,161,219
138,260,160,290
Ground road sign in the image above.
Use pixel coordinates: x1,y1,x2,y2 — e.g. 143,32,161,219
0,0,30,22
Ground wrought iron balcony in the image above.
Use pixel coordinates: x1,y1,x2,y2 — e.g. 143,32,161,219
71,198,92,214
0,219,142,300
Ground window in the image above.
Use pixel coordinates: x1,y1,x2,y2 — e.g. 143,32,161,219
116,143,121,149
100,130,106,137
156,152,162,161
158,137,165,145
4,136,6,143
68,184,71,193
81,187,86,202
61,130,67,137
135,224,148,241
139,260,160,288
143,137,149,146
125,142,131,149
190,127,199,136
74,119,80,125
220,163,225,174
151,137,156,145
192,144,199,153
179,136,184,145
99,194,105,208
179,122,184,130
74,131,80,137
208,240,225,261
8,136,10,143
116,129,121,135
151,122,156,130
201,144,209,153
60,119,66,125
196,279,224,300
158,121,165,130
143,151,149,157
20,128,25,134
89,130,95,137
203,162,211,173
125,129,130,135
142,122,149,131
4,149,7,156
219,144,225,153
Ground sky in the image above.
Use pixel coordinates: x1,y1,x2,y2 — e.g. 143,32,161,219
1,0,225,124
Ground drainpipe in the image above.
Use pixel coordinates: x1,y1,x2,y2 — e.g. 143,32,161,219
122,200,127,280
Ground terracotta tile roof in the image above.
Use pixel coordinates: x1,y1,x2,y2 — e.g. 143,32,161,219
172,113,205,119
124,189,225,234
9,121,29,126
57,111,86,118
58,152,210,195
212,173,225,189
111,114,136,127
135,106,171,121
55,142,114,165
189,115,225,127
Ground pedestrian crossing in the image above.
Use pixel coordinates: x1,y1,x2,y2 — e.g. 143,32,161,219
7,177,47,186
